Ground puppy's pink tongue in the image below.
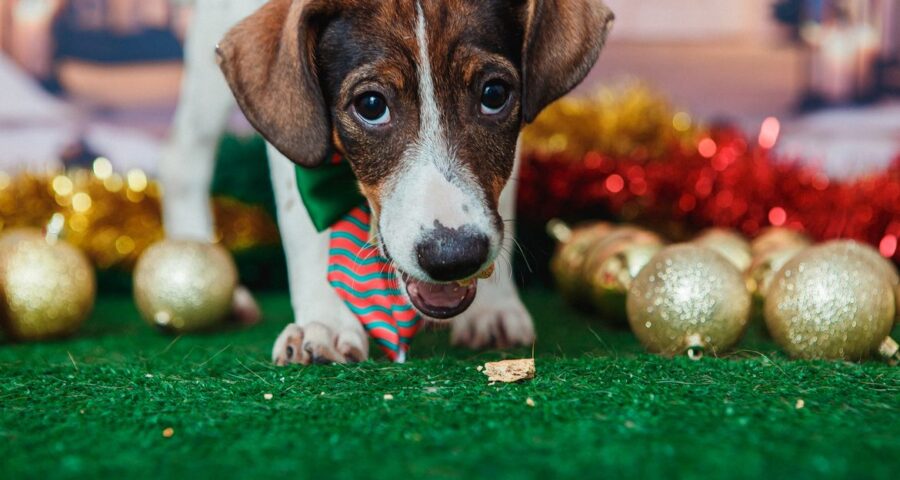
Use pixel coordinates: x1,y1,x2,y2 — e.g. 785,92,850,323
405,279,477,320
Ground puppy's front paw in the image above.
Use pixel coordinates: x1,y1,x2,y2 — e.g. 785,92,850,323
272,322,368,366
451,295,535,350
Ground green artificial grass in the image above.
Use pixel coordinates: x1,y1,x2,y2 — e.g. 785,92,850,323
1,290,898,480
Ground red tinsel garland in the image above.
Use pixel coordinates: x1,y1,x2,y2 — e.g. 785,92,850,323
518,125,900,261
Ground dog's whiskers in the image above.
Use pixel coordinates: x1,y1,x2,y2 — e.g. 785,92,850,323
357,240,379,261
495,246,516,282
510,237,533,273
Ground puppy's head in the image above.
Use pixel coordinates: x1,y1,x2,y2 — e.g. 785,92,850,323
218,0,614,319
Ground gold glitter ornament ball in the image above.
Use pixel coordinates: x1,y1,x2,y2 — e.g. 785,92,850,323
626,244,751,358
583,227,664,321
549,221,616,308
693,228,752,272
818,240,899,286
764,244,896,360
0,229,95,340
133,240,237,333
751,227,811,259
747,244,807,299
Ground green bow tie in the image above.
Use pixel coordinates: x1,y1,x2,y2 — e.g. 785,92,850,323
294,157,366,232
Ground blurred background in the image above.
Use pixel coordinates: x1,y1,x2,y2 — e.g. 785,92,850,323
0,0,898,288
1,0,898,174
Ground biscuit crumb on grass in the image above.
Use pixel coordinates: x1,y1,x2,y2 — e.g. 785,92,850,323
483,359,535,383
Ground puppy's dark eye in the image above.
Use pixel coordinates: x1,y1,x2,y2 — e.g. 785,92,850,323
354,92,391,126
480,81,510,115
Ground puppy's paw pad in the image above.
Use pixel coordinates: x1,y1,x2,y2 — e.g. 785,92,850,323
336,331,368,363
451,299,535,350
272,323,304,365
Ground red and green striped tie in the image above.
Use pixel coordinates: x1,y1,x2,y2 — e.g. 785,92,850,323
326,206,422,362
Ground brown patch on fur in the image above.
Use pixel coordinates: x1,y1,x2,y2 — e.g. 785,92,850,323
315,1,420,193
331,128,346,155
358,183,383,217
520,0,615,122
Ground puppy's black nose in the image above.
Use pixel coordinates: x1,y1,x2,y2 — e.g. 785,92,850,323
415,224,490,281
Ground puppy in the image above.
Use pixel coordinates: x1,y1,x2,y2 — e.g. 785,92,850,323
161,0,613,364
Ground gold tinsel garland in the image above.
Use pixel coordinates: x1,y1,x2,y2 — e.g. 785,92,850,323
0,159,280,271
520,83,701,160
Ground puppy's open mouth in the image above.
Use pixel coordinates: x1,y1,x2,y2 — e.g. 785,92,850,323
404,278,477,319
402,265,494,320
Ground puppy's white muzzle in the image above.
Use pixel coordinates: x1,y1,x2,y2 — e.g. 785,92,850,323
379,162,500,319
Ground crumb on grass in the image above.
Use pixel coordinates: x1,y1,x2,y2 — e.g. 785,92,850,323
162,427,174,438
263,393,273,400
383,394,394,401
796,399,805,409
526,397,535,407
483,359,535,383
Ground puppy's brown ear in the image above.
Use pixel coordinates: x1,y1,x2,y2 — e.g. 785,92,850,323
217,0,335,167
519,0,614,123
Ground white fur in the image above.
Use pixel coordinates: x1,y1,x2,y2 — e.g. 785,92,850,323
412,2,450,175
162,0,534,364
161,0,261,241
